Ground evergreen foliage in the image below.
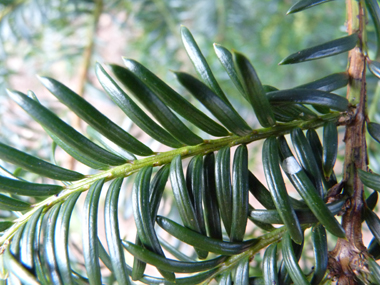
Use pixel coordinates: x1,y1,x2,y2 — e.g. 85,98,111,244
1,0,380,284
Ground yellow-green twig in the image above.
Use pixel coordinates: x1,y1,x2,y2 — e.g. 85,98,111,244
0,111,346,249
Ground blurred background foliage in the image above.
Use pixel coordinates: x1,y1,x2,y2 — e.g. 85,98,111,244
0,0,348,88
0,0,349,157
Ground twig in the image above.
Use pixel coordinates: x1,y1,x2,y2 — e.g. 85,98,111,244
0,112,345,249
70,0,103,170
328,0,368,283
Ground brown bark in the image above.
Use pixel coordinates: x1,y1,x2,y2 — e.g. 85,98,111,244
328,0,369,283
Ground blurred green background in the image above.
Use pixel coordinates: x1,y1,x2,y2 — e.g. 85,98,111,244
0,0,348,89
